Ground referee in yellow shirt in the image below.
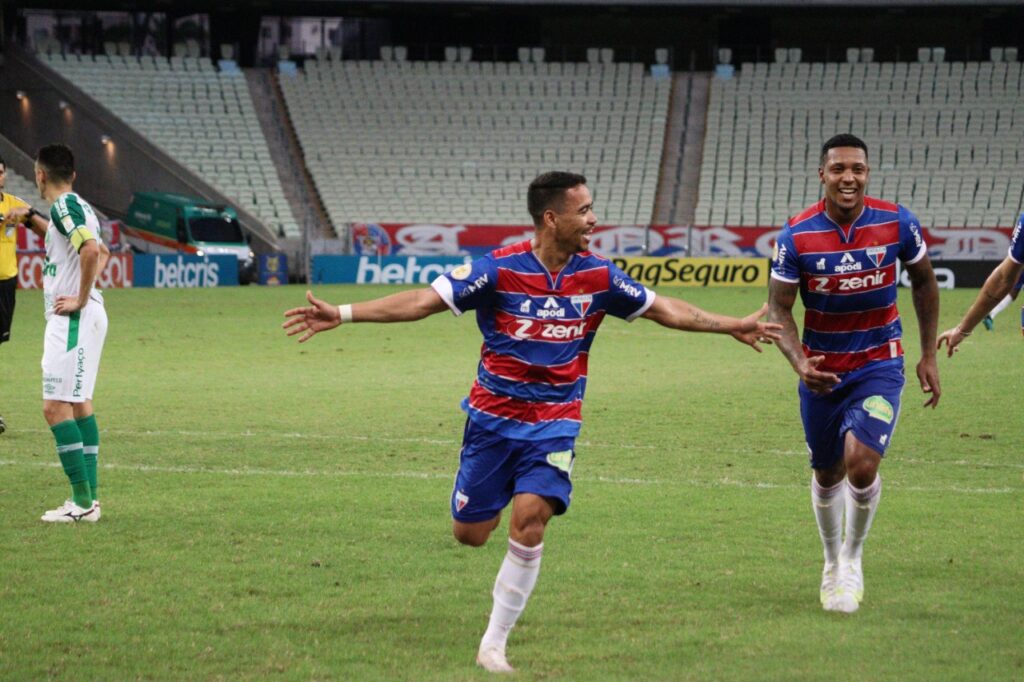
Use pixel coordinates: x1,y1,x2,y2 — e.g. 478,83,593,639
0,157,46,433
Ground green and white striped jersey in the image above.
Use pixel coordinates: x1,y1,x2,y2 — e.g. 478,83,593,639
44,192,104,319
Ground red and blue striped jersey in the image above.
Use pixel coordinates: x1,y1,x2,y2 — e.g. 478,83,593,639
771,197,927,375
431,239,655,440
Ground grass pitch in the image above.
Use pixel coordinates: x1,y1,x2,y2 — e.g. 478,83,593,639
0,284,1021,681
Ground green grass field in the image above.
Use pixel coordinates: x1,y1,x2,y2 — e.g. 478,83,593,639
1,284,1021,681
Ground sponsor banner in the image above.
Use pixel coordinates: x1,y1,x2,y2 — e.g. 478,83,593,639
346,223,1016,260
896,260,1003,290
258,253,288,286
17,252,133,289
17,220,125,251
132,254,238,288
610,257,770,287
312,255,472,284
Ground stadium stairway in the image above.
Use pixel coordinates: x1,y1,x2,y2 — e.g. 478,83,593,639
653,71,710,226
245,69,334,240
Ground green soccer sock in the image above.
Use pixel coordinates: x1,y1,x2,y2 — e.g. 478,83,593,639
51,419,92,509
76,414,100,501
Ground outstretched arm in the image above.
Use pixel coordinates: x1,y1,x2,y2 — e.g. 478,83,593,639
938,256,1024,356
904,256,941,408
6,206,48,238
283,288,449,343
640,295,782,352
767,277,841,394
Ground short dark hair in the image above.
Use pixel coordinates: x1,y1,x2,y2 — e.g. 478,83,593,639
820,134,868,166
0,155,6,169
36,144,75,183
527,171,587,226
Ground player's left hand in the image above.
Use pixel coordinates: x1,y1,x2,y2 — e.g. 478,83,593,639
916,355,941,408
730,302,784,352
53,296,85,315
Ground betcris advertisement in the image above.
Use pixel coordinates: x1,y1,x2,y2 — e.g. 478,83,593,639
312,255,471,284
133,254,239,288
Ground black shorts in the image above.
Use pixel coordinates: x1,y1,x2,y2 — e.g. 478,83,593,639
0,276,15,345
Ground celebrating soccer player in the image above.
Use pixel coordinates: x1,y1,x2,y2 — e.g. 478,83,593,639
937,213,1024,350
767,134,941,614
284,171,782,672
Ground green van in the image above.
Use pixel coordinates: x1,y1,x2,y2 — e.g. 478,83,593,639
123,192,257,283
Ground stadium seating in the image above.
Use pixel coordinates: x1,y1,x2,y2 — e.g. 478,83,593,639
697,60,1024,228
279,59,670,226
3,167,47,213
37,52,300,238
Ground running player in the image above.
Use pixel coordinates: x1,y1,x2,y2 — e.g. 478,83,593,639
938,213,1024,351
283,171,782,672
767,134,941,614
30,145,110,523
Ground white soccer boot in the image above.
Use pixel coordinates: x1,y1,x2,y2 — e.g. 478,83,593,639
91,500,102,521
819,561,839,610
830,559,863,613
41,499,98,523
477,644,515,673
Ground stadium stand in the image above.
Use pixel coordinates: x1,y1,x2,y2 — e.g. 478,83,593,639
279,57,671,227
36,52,301,238
3,167,46,212
697,59,1024,228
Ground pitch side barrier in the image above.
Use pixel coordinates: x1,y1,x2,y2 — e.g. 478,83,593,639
611,257,769,287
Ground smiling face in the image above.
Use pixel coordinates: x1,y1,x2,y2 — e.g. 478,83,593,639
546,183,598,254
819,146,869,225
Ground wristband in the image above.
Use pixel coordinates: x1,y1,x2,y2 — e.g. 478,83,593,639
339,304,353,323
26,208,40,220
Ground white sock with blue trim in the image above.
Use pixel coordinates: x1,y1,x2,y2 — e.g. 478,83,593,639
842,475,882,563
812,477,845,565
480,539,543,651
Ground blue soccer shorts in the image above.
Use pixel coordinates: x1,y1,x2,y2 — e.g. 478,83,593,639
798,359,906,470
450,418,576,523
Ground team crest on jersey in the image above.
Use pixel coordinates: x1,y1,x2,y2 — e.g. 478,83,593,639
455,490,470,512
570,294,593,317
863,395,894,424
866,246,887,267
519,299,531,313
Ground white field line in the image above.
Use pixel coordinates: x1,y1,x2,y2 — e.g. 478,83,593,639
13,428,1024,472
0,459,1016,495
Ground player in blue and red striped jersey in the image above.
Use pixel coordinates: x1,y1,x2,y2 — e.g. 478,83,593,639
284,171,782,673
938,212,1024,349
767,134,942,615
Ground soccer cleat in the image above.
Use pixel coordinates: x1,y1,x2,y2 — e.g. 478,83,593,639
91,500,102,521
983,315,994,331
477,644,515,674
839,558,864,602
41,499,98,523
819,562,838,608
0,414,5,435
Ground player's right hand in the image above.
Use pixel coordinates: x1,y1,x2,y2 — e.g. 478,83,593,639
936,326,968,357
282,290,342,343
798,355,841,394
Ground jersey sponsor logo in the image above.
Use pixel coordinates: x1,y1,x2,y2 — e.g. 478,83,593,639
834,252,862,273
774,244,787,267
866,246,887,267
450,263,472,280
537,297,565,319
457,273,489,299
570,294,593,316
863,395,894,423
546,450,574,475
509,318,587,341
910,222,923,249
815,257,826,271
612,275,643,298
810,270,887,293
61,216,75,232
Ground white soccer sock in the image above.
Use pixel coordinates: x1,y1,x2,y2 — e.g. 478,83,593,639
841,476,882,563
480,539,543,651
990,294,1013,319
812,477,846,565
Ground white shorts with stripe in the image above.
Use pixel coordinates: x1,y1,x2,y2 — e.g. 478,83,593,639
42,300,108,402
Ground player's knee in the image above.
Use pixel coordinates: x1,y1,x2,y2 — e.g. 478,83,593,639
452,522,493,547
510,517,547,547
845,458,879,489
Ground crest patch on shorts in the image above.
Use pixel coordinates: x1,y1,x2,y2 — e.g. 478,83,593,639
863,395,894,423
546,450,574,474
